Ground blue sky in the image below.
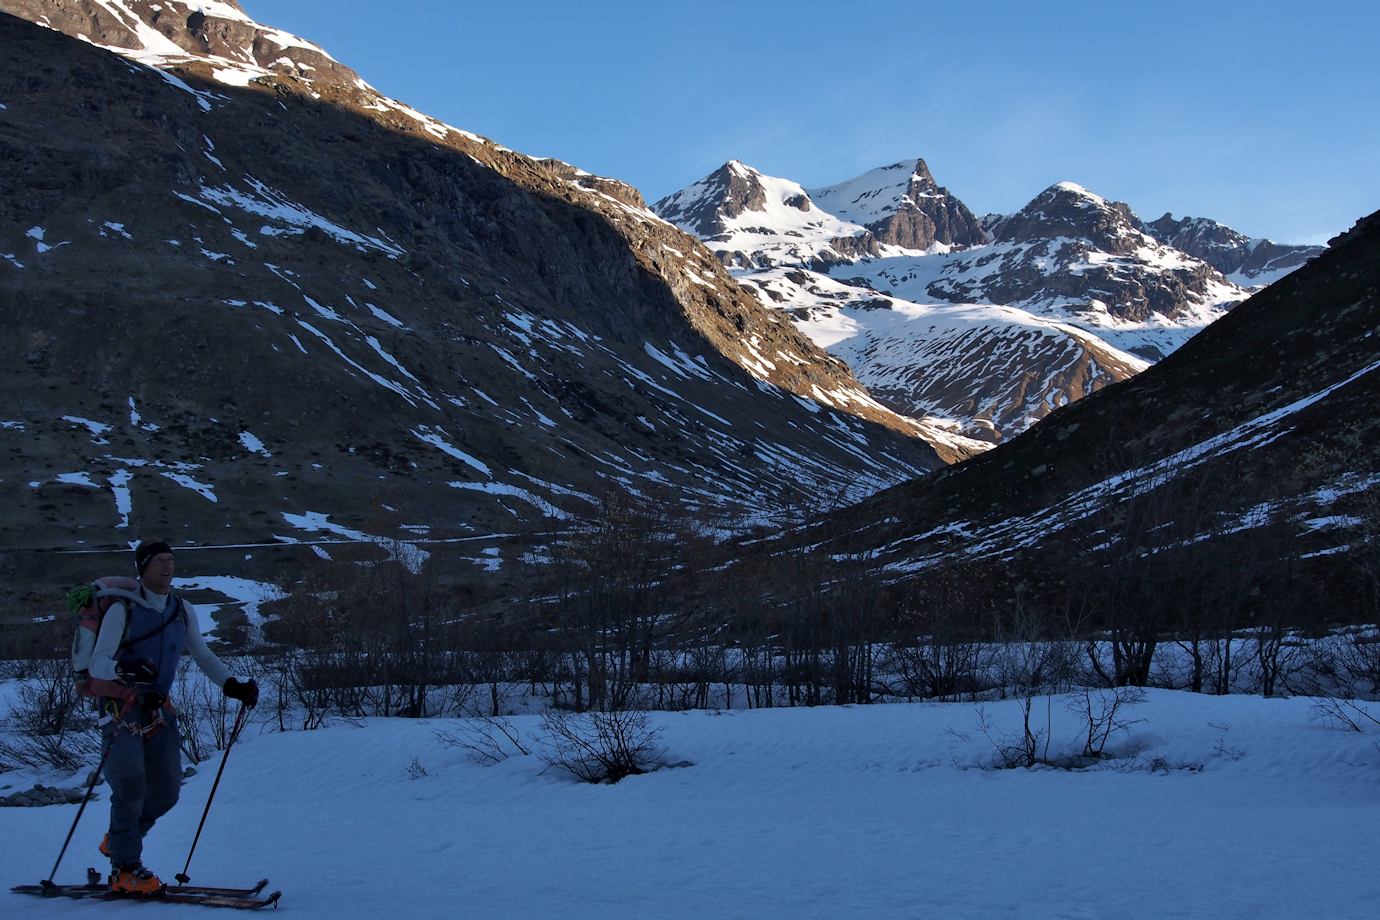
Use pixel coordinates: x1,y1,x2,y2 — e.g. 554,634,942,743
241,0,1378,244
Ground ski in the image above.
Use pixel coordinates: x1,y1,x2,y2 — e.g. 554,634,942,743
12,876,281,910
66,866,273,897
17,881,274,898
151,889,281,910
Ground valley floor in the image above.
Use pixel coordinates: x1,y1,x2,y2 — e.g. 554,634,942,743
3,690,1378,919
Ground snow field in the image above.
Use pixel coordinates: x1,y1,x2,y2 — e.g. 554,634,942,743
3,690,1378,919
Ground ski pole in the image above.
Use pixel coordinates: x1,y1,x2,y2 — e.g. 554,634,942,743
43,703,124,888
175,702,248,886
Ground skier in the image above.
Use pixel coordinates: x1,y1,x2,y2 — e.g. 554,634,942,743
88,540,259,894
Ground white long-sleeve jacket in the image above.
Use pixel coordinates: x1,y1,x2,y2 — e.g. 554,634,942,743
88,587,234,689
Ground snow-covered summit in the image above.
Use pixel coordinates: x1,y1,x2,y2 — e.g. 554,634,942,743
921,182,1247,358
1051,179,1101,200
807,158,987,252
654,161,878,269
803,159,982,248
996,181,1145,249
807,160,936,226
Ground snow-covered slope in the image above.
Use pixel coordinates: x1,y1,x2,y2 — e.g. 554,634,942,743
3,688,1377,919
741,268,1147,442
2,0,360,87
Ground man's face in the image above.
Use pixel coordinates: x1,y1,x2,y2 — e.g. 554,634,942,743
141,552,175,592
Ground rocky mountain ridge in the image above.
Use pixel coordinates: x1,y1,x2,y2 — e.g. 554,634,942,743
919,181,1242,355
656,161,1320,441
1141,212,1324,288
4,0,361,85
0,3,981,611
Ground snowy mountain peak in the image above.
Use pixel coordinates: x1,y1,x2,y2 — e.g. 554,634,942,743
808,158,937,224
725,159,758,179
997,181,1145,251
653,161,769,238
807,158,984,252
652,163,877,269
1051,180,1101,201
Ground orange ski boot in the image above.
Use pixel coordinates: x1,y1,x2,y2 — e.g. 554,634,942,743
110,864,165,895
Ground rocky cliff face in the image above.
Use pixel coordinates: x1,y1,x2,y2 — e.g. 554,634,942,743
2,0,361,85
931,184,1237,321
807,159,986,252
1142,212,1323,288
0,5,977,609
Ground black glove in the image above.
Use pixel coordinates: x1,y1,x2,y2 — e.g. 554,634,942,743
140,689,168,712
223,677,259,708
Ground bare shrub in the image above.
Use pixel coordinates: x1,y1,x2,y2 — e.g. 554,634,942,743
985,594,1078,768
537,709,665,783
435,716,531,765
888,568,992,702
1335,628,1380,696
264,542,463,725
174,656,263,763
0,658,100,772
974,705,1041,770
1069,686,1147,758
1310,697,1380,733
1300,627,1380,732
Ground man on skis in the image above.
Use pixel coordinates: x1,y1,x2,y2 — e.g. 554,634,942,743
88,540,259,894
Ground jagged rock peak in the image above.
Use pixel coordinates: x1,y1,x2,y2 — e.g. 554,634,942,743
1141,211,1323,286
1145,212,1249,249
996,181,1144,252
654,161,823,239
809,159,939,220
808,158,985,251
0,0,364,87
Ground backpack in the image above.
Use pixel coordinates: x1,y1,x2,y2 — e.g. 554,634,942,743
67,577,184,697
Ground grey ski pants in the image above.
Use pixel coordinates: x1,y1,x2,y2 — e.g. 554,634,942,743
102,708,181,868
